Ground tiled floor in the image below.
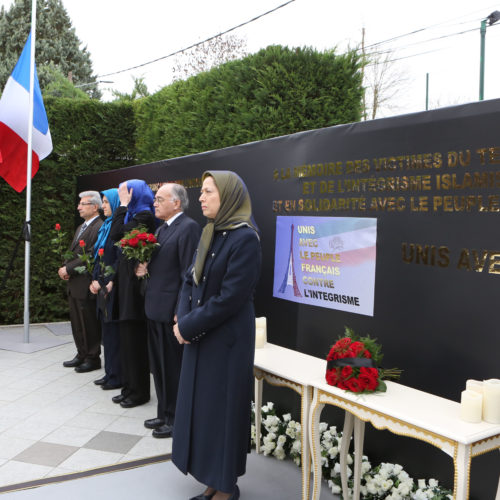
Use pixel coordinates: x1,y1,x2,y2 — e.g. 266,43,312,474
0,327,171,491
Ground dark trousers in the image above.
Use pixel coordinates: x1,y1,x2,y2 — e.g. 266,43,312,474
119,319,150,403
147,320,183,425
68,294,101,361
101,320,121,386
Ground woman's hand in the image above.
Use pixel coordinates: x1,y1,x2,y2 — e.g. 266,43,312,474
89,280,101,294
135,262,148,277
174,322,190,344
106,281,113,294
118,182,133,207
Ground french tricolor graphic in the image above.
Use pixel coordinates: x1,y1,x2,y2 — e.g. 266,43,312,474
0,32,52,192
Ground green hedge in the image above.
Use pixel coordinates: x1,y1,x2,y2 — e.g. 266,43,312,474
0,98,136,324
134,45,363,162
0,45,363,324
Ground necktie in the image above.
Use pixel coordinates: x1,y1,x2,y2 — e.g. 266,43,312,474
76,223,87,240
155,222,169,241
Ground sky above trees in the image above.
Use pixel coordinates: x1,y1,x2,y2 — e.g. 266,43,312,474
1,0,500,116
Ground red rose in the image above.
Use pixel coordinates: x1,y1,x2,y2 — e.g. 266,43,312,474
349,341,364,356
345,377,364,392
332,337,353,359
98,248,104,256
359,367,379,391
336,380,348,390
325,369,339,386
360,367,378,378
79,240,85,247
147,234,157,243
120,239,128,247
128,237,139,248
341,366,353,379
55,223,61,231
363,350,372,358
141,241,146,247
136,233,148,241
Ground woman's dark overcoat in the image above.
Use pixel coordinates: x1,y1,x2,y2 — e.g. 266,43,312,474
108,205,156,402
172,226,261,493
109,206,156,321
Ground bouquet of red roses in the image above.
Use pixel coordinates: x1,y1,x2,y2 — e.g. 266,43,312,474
325,326,401,394
116,226,159,277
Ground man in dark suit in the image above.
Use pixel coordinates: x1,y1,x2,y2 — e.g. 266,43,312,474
136,183,200,438
58,191,103,373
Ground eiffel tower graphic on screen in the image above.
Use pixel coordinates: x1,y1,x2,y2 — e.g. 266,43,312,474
278,223,302,297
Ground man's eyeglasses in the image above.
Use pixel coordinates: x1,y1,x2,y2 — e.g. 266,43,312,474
79,202,95,206
154,197,167,204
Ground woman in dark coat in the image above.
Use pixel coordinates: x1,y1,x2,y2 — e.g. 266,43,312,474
173,171,261,500
90,188,121,390
109,179,156,408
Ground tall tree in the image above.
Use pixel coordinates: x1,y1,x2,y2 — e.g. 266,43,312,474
172,34,247,81
0,0,100,98
112,76,150,102
361,43,408,120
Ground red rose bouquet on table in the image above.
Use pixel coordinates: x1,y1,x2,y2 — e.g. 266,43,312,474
115,226,159,278
326,326,401,394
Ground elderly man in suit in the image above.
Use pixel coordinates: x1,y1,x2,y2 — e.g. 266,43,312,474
136,183,200,438
58,191,103,373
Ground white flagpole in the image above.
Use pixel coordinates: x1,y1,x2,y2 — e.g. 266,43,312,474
23,0,37,343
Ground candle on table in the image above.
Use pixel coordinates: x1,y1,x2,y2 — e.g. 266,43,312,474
465,379,483,394
459,390,482,423
255,317,267,348
483,379,500,424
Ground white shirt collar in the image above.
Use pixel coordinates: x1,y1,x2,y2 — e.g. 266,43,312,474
165,211,183,226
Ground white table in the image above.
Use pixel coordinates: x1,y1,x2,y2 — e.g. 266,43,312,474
309,378,500,500
254,343,325,500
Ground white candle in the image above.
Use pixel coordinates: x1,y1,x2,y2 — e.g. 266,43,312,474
459,390,483,423
255,317,267,329
465,379,483,394
483,379,500,424
255,317,267,348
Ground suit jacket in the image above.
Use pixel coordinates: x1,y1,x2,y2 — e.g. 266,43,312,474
145,213,200,323
65,216,103,300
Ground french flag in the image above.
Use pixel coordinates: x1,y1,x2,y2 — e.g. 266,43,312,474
0,32,52,192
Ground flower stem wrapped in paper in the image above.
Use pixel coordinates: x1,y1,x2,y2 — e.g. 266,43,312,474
115,225,159,278
326,326,401,394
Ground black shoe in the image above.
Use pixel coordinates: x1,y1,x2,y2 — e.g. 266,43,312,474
101,383,122,390
189,491,215,500
144,418,164,429
112,394,126,404
229,486,240,500
75,360,101,373
152,424,173,438
120,397,149,409
63,356,83,368
94,376,107,385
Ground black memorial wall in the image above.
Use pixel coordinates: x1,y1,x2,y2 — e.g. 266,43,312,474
78,99,500,498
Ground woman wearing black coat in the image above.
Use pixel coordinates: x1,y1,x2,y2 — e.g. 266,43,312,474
89,188,121,390
109,179,156,408
173,171,261,500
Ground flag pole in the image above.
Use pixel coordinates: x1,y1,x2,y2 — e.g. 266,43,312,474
23,0,37,343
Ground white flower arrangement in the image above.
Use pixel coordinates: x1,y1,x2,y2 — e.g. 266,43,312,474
251,402,453,500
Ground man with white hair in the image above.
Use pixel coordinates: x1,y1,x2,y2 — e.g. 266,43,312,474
58,190,103,372
136,183,200,437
